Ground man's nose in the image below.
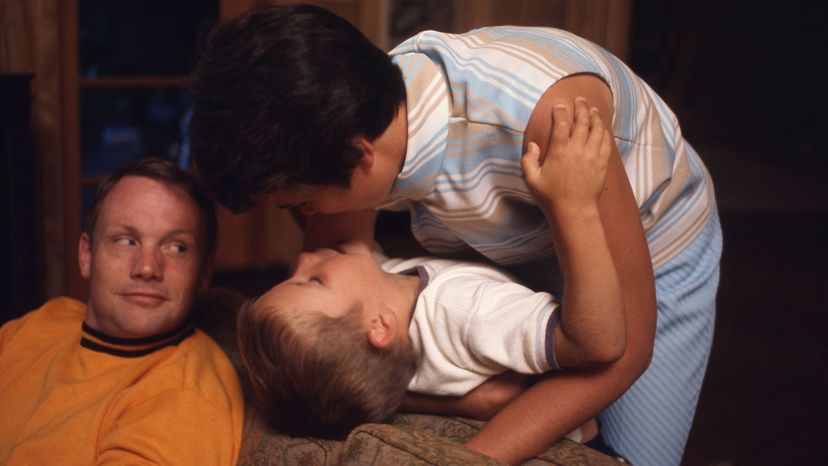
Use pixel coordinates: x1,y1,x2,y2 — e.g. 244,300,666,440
132,246,163,280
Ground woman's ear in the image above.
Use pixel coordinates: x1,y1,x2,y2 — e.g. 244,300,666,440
353,137,375,170
367,307,398,350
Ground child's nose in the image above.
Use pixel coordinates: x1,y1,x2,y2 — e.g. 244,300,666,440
294,251,319,272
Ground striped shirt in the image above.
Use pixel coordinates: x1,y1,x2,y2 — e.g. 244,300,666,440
383,26,715,269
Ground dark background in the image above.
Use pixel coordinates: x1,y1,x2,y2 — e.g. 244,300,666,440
629,0,827,209
628,1,828,464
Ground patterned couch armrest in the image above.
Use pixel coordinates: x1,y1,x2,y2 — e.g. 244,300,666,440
341,423,505,465
239,407,623,466
388,413,623,466
239,405,344,465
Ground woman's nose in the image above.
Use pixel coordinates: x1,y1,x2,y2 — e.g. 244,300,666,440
297,202,317,216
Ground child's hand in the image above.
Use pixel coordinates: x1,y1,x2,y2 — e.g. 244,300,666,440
521,97,611,215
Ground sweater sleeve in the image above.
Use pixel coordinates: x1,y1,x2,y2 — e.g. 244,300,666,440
96,388,240,466
0,319,15,354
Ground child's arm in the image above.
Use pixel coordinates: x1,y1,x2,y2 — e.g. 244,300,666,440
521,97,625,367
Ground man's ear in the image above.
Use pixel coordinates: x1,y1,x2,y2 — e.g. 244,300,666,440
199,254,215,291
353,137,375,170
78,232,92,279
367,306,398,350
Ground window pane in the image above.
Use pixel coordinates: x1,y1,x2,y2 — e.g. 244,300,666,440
79,0,219,77
80,87,193,176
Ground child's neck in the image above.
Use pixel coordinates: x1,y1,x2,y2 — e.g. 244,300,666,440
389,272,421,327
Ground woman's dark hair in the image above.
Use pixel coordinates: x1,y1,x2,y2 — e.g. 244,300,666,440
189,4,406,212
85,156,218,260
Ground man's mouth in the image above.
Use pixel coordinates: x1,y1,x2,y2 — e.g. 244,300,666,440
121,292,168,307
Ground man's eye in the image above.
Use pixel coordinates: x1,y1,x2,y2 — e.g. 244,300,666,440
166,243,189,255
115,237,136,246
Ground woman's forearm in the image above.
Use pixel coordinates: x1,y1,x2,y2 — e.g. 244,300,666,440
463,338,651,464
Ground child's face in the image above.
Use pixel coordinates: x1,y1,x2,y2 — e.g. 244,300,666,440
256,241,389,322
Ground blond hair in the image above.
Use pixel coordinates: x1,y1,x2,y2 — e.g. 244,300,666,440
237,298,417,439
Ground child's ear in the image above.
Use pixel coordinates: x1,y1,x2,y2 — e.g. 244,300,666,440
367,307,397,350
353,137,375,170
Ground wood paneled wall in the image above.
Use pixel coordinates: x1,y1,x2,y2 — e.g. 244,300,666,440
454,0,630,60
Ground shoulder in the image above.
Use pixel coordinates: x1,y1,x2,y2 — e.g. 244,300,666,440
2,296,85,341
36,296,87,320
141,330,244,410
425,261,559,316
172,330,242,384
424,260,529,305
100,338,244,464
524,74,614,151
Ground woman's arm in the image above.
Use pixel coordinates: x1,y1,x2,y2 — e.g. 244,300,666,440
522,97,626,367
463,74,656,464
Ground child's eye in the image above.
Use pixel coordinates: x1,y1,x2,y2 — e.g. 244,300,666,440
309,276,323,285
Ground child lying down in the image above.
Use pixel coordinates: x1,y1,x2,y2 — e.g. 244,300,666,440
236,106,628,453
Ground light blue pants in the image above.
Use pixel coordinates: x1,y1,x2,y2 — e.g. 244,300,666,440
599,207,723,466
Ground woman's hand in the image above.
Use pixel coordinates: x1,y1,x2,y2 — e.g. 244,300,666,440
521,97,611,216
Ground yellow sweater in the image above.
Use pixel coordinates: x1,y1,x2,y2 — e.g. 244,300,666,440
0,297,244,465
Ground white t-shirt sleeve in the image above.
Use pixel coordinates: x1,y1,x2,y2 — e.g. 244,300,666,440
408,262,560,396
461,277,559,374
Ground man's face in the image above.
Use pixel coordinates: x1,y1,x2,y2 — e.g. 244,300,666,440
79,176,207,339
255,241,388,322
